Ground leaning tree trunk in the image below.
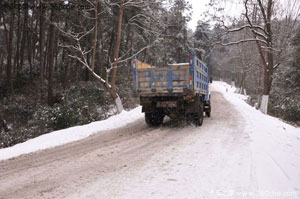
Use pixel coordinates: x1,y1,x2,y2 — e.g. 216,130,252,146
68,0,125,113
109,0,125,113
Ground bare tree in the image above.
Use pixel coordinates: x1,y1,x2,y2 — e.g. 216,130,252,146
59,0,157,113
215,0,300,114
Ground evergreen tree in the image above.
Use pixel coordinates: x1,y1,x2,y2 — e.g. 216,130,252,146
271,26,300,122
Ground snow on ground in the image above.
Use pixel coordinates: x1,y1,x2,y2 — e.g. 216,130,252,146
213,81,300,195
1,81,300,198
0,106,143,161
68,81,300,199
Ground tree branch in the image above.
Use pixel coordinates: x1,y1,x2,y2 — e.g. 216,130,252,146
216,38,268,46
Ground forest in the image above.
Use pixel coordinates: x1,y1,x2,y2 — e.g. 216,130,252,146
0,0,299,148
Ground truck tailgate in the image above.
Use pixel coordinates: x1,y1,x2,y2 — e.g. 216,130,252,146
135,64,190,94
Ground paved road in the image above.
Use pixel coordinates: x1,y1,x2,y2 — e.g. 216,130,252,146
0,90,252,199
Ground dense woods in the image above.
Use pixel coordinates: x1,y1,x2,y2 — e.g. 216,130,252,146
0,0,196,147
0,0,299,148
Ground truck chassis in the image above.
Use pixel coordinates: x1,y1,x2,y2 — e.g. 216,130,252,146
140,92,211,126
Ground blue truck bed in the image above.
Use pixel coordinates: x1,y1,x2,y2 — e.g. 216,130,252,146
132,54,209,101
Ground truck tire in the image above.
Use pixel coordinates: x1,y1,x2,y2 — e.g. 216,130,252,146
193,112,203,126
185,96,204,126
194,96,204,126
204,100,211,117
185,114,193,125
206,111,211,117
185,113,203,126
145,112,164,126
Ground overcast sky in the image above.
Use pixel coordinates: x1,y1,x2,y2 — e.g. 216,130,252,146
187,0,210,30
187,0,244,31
187,0,299,31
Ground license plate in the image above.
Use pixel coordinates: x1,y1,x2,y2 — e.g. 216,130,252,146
156,101,177,107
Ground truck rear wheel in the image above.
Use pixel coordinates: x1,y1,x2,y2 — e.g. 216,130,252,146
204,100,211,118
185,113,203,126
194,96,204,126
206,111,211,117
193,113,203,126
145,112,164,126
184,95,204,126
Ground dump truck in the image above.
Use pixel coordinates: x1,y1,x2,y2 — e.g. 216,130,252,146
132,53,211,126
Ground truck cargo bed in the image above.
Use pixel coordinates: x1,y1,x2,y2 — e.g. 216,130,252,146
136,64,189,94
132,54,209,100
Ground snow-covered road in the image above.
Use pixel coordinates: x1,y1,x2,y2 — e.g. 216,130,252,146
0,82,299,199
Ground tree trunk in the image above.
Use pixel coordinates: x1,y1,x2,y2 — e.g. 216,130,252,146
109,1,124,113
114,94,123,114
91,0,124,113
44,30,49,80
33,13,39,61
62,16,69,89
98,7,104,77
105,84,123,114
1,13,8,76
0,55,3,75
7,7,14,93
107,28,116,70
27,35,33,82
13,9,21,74
40,3,46,90
257,0,274,114
238,71,246,94
1,13,9,45
260,62,272,114
63,57,69,90
85,53,90,81
260,95,269,114
27,13,33,82
19,0,28,69
110,2,124,90
47,9,56,106
54,35,59,72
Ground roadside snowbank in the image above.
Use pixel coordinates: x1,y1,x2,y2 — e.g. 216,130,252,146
212,81,300,192
0,106,143,161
